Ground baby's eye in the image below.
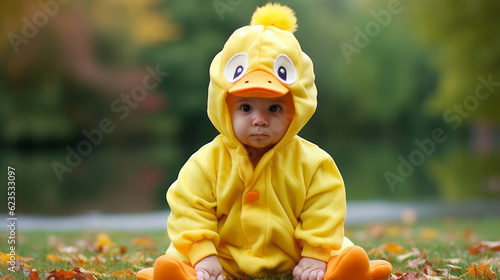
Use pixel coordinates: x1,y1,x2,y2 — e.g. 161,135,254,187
269,105,281,113
240,104,251,112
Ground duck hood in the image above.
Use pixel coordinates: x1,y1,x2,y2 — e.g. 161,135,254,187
207,3,317,150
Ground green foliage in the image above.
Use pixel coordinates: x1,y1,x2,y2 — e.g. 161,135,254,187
409,0,500,122
1,0,498,214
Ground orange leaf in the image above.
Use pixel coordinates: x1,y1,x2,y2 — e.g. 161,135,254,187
131,237,156,246
44,268,78,280
383,243,408,254
96,233,115,252
29,270,41,280
465,264,496,279
71,255,87,267
47,254,62,263
0,250,21,263
73,267,97,280
112,269,135,278
469,241,500,255
0,276,14,280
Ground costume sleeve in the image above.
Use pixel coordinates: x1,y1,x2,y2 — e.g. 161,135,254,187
166,154,219,265
294,155,346,262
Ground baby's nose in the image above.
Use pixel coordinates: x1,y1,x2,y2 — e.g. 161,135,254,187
252,112,268,126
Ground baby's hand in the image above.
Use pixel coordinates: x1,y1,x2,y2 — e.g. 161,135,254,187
292,257,326,280
194,255,224,280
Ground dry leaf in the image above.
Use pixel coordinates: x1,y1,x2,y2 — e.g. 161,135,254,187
421,228,439,240
73,267,97,280
408,258,426,269
45,268,77,280
71,255,87,266
131,237,156,246
47,254,62,263
96,233,115,247
96,233,116,253
390,271,420,280
0,276,14,280
383,243,408,254
444,258,462,264
464,264,496,279
112,268,135,278
396,251,418,262
89,255,106,263
446,264,461,272
0,250,21,263
28,270,41,280
469,241,500,255
57,246,78,254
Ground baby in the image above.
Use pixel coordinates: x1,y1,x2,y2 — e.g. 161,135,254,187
137,3,392,280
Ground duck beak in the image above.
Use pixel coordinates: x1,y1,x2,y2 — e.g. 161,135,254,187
228,70,289,98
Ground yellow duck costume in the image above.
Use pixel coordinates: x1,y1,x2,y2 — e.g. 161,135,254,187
137,3,392,280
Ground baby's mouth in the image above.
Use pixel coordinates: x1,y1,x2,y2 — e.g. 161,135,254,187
251,133,269,138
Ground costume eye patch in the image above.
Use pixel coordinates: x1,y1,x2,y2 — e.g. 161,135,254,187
224,53,248,83
274,54,297,85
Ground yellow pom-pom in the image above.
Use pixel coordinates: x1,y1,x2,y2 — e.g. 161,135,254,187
250,3,297,33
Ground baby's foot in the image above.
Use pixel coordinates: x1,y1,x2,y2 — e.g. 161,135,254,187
292,257,327,280
194,255,224,280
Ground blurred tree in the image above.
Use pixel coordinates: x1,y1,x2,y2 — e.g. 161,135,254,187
0,0,175,213
409,0,500,199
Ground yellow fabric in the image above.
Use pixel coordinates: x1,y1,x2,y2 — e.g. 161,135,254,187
166,6,348,278
250,3,298,33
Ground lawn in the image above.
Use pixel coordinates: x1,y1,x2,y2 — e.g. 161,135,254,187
1,216,499,280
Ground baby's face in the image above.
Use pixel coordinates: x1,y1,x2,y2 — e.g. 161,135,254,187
227,93,295,149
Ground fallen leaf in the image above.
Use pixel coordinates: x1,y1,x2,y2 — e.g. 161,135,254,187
422,260,438,276
464,264,496,279
47,254,62,263
0,276,14,280
57,246,79,254
73,267,97,280
71,255,87,266
390,271,420,280
469,241,500,255
421,228,439,240
45,268,77,280
96,233,115,252
383,243,408,254
131,237,156,246
112,269,135,278
89,255,106,263
443,258,462,264
0,250,21,263
408,258,426,269
28,270,41,280
446,264,462,272
396,251,418,262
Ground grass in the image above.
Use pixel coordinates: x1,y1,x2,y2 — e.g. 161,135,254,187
1,216,499,279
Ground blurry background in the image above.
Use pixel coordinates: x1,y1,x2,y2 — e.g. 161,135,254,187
1,0,499,215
